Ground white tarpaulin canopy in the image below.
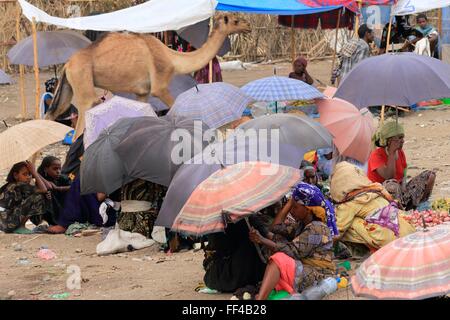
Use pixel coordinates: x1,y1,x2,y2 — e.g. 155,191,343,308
18,0,218,33
392,0,450,16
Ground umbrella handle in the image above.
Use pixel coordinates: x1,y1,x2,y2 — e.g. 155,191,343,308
245,217,268,264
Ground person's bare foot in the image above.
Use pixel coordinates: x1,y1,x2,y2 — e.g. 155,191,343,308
46,225,66,234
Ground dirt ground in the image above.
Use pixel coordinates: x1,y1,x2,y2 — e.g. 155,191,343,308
0,60,449,300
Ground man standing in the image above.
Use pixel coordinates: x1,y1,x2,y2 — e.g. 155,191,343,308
332,24,375,84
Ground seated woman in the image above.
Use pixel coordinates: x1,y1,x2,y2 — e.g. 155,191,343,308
249,182,338,300
203,219,266,293
31,156,71,226
288,56,314,85
0,161,49,234
331,161,416,251
46,176,117,234
367,121,436,210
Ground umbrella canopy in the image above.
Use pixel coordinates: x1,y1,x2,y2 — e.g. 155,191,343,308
168,82,253,129
241,76,325,102
236,113,332,152
323,86,337,99
171,161,301,236
80,117,142,195
84,96,157,149
156,136,305,228
178,18,231,56
115,115,210,187
334,53,450,108
116,74,198,112
7,30,91,67
0,120,72,170
352,224,450,300
317,98,375,163
0,69,13,84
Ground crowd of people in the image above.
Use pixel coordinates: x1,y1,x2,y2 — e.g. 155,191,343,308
0,13,442,300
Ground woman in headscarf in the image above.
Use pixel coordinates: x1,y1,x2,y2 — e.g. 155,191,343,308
368,121,436,210
249,182,337,300
331,162,415,252
288,56,314,85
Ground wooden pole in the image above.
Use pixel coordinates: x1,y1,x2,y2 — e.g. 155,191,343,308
31,17,40,119
380,16,394,123
208,16,214,84
386,16,393,53
16,5,26,119
291,15,296,63
354,0,362,37
331,9,342,79
438,8,443,36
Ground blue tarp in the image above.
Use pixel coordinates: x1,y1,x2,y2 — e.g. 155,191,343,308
216,0,340,15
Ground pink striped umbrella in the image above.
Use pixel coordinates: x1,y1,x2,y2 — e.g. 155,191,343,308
317,98,375,163
352,224,450,299
171,161,301,237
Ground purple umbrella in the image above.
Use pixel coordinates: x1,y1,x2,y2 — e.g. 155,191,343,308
115,74,198,112
155,136,305,228
0,69,13,85
84,96,156,149
334,53,450,108
7,30,91,67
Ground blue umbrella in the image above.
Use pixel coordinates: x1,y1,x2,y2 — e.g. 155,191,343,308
167,82,254,129
241,76,325,102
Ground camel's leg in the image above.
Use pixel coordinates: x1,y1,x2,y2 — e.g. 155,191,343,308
150,70,175,108
65,61,98,141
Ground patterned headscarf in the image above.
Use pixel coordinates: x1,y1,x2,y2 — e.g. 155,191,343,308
45,77,58,93
292,182,338,237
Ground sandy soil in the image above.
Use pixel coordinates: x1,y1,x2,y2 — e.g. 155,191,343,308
0,60,449,300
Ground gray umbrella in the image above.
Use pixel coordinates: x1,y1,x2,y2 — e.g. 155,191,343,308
7,30,91,67
236,113,332,152
115,115,210,187
178,18,231,56
0,69,13,84
115,74,198,112
155,136,305,228
334,53,450,108
80,117,146,195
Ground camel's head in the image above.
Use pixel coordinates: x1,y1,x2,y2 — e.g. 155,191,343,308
214,14,251,35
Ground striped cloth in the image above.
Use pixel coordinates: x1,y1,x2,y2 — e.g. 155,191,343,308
352,224,450,299
171,162,301,237
168,83,253,129
241,76,324,102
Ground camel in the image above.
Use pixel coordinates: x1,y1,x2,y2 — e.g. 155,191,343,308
46,14,251,140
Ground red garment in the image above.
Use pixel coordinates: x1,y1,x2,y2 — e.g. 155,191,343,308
278,9,354,30
367,147,407,184
270,252,297,294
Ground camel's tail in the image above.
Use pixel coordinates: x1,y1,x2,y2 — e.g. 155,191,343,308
45,67,73,120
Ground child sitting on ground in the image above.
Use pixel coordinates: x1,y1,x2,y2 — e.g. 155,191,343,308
0,161,49,234
31,156,71,227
